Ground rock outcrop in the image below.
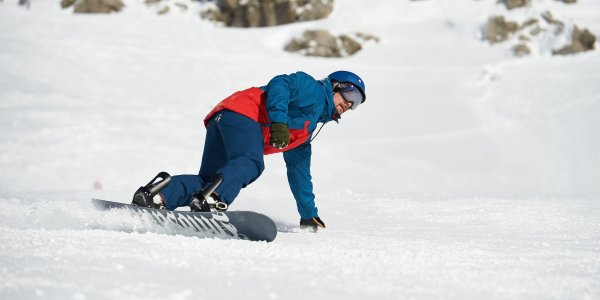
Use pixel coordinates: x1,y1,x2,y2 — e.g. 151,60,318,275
553,26,596,55
62,0,124,13
503,0,530,10
202,0,334,27
284,30,379,58
486,16,519,44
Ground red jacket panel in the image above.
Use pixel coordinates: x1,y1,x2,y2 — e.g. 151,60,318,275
203,87,310,155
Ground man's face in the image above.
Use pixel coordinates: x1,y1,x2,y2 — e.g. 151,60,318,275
333,92,353,116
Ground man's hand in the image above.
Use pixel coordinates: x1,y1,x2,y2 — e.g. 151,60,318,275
270,122,290,149
300,217,326,232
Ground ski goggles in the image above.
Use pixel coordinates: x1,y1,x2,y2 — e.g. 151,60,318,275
337,82,365,110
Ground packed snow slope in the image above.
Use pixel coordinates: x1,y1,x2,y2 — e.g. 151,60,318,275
1,0,599,299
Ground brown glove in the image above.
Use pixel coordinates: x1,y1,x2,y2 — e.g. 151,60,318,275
270,122,290,149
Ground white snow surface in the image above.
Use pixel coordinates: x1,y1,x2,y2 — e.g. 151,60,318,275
1,0,600,299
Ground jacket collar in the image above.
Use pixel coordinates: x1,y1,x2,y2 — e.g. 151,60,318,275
319,78,339,123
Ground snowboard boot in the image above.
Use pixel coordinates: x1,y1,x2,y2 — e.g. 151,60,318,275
131,172,171,210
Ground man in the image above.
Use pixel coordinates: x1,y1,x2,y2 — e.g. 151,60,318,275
132,71,366,231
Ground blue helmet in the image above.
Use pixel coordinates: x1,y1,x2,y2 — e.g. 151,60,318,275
328,71,366,109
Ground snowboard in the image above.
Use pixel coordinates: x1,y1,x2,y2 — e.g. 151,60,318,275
91,199,277,242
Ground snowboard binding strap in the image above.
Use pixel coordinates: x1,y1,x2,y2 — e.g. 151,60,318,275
190,175,227,212
132,172,172,209
146,172,172,196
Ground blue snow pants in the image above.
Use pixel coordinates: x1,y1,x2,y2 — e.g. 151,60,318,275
161,110,265,210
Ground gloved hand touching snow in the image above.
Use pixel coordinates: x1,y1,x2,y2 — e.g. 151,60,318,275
300,216,326,232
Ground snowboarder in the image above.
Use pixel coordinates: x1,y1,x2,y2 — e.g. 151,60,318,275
132,71,366,231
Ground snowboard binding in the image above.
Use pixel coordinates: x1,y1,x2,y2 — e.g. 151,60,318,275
132,172,172,210
190,175,228,213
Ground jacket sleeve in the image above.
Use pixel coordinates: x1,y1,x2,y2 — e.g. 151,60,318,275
265,74,296,124
264,72,316,124
283,142,319,219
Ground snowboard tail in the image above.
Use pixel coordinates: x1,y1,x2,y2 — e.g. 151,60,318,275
92,199,277,242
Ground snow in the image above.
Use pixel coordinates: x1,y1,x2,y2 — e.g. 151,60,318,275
1,0,599,299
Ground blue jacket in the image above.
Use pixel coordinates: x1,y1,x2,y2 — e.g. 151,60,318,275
261,72,337,219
